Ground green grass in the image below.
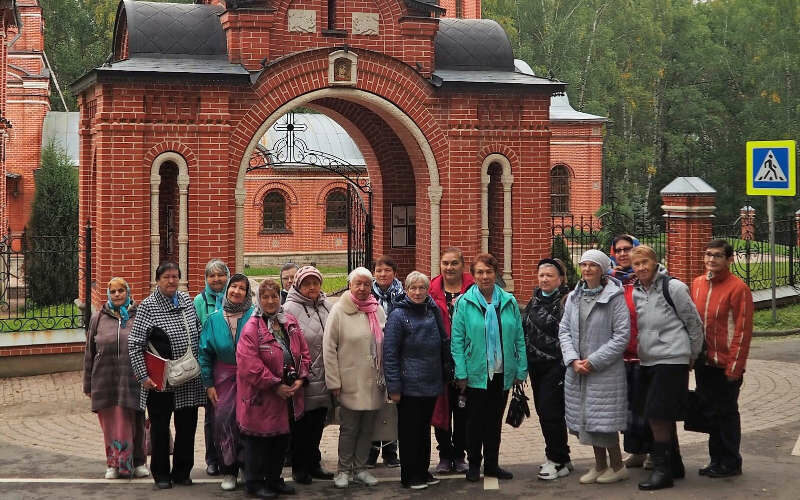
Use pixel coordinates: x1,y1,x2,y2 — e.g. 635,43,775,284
718,236,795,257
322,276,348,295
0,302,83,332
753,302,800,331
243,265,347,276
730,261,796,290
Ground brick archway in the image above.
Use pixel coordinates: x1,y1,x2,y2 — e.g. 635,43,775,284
233,87,442,276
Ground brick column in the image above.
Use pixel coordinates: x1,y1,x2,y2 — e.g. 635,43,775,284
740,205,755,240
660,177,717,285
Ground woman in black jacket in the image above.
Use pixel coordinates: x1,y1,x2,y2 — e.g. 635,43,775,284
522,258,573,480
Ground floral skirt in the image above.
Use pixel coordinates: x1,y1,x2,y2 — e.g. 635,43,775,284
97,406,145,475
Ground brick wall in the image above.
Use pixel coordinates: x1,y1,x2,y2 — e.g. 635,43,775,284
440,0,481,19
550,122,604,220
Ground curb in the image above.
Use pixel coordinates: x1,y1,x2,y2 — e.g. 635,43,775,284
753,328,800,337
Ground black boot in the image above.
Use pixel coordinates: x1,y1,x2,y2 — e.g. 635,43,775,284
671,435,685,479
638,442,674,490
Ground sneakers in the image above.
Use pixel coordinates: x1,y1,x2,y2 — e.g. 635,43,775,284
596,465,629,484
466,464,481,482
383,456,401,468
579,466,603,484
333,472,349,489
538,460,571,480
453,458,469,473
133,465,150,478
409,481,428,489
353,470,379,486
435,459,452,474
221,474,237,491
426,472,440,485
624,453,646,468
105,467,119,479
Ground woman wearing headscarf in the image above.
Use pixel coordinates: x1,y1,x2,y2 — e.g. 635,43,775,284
450,253,527,483
383,271,446,490
522,259,573,480
198,273,254,491
83,277,148,479
194,258,230,476
236,279,310,499
128,262,206,489
559,250,630,485
283,266,335,484
323,267,387,488
630,245,703,490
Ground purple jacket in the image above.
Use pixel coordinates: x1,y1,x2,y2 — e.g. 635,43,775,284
236,313,311,437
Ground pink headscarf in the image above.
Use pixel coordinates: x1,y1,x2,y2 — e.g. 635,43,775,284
349,292,385,386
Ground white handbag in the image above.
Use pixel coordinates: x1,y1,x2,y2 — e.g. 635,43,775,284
149,310,201,387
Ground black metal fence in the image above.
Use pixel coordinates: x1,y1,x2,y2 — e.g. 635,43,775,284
713,212,798,290
551,210,669,287
0,225,91,332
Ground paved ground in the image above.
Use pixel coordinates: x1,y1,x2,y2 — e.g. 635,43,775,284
1,336,800,499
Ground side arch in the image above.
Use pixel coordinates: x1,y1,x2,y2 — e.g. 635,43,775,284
480,153,514,291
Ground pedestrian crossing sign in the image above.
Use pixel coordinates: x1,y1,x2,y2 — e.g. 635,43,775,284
746,140,796,196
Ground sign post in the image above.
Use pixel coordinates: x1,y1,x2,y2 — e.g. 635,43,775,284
746,140,796,323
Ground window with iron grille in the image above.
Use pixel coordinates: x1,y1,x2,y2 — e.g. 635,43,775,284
550,165,570,215
262,191,288,232
325,189,347,231
456,0,463,18
391,204,416,248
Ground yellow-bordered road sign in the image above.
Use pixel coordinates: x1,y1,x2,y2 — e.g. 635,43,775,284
746,140,796,196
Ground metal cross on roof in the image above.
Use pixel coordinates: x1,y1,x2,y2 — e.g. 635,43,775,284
273,112,308,163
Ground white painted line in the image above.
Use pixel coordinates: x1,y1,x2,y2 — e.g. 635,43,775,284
792,434,800,456
483,476,499,490
0,478,220,484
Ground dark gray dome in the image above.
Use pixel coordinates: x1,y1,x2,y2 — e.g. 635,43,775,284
434,18,514,71
117,1,227,59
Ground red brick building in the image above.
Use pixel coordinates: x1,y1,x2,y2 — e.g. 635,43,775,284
0,0,17,238
3,0,49,236
74,0,577,306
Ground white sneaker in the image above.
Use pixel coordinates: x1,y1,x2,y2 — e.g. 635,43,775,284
333,471,349,488
105,467,119,479
538,460,571,480
221,474,237,491
596,465,629,484
133,465,150,478
579,466,603,484
353,470,379,486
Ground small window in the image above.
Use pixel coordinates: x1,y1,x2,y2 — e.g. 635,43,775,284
262,191,287,232
325,189,347,231
550,165,570,215
391,204,416,248
455,0,464,18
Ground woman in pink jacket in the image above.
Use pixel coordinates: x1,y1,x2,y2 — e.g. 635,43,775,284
237,279,311,499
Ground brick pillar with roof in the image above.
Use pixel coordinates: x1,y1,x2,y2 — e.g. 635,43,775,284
660,177,717,285
740,205,755,240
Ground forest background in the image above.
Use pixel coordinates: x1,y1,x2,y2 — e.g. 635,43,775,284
41,0,800,221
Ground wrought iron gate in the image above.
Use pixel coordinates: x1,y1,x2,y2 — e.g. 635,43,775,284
247,112,373,271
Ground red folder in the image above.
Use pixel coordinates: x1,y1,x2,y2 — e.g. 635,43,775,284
144,351,168,391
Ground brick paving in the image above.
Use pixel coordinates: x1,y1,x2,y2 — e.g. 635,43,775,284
1,358,799,476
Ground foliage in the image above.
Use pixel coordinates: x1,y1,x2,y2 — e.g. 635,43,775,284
25,141,79,306
753,303,800,331
482,0,800,220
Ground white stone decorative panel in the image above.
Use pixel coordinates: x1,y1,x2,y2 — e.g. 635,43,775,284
352,13,379,36
288,9,316,33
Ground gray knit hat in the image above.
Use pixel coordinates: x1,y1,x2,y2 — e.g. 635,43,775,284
579,249,611,272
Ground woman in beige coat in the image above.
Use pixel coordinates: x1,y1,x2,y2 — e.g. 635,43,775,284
323,267,386,489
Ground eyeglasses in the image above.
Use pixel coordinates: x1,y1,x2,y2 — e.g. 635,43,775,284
704,252,727,260
614,246,633,254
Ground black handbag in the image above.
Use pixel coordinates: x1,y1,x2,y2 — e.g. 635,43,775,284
505,384,530,428
684,389,714,433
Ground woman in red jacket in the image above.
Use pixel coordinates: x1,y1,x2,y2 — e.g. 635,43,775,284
236,280,310,499
428,247,474,474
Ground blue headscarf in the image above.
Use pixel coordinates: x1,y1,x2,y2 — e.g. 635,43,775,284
473,284,503,380
106,278,132,328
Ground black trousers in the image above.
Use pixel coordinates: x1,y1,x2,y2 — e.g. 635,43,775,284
398,396,437,485
695,364,743,469
204,399,218,467
243,433,290,490
530,361,571,464
370,441,398,460
465,375,508,471
147,390,199,484
433,384,468,461
291,407,328,475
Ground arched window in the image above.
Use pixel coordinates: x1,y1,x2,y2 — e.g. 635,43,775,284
325,189,347,231
262,191,287,232
550,165,570,215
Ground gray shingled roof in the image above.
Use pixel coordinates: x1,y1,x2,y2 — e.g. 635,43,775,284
123,1,227,58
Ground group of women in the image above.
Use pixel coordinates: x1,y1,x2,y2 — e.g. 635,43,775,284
81,239,702,495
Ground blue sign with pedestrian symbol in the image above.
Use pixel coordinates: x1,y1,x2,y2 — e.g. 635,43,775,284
746,140,796,196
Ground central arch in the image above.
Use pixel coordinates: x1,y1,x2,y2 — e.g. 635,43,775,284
235,88,442,276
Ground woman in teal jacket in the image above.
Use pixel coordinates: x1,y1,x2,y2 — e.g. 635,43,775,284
451,253,527,483
198,273,254,491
